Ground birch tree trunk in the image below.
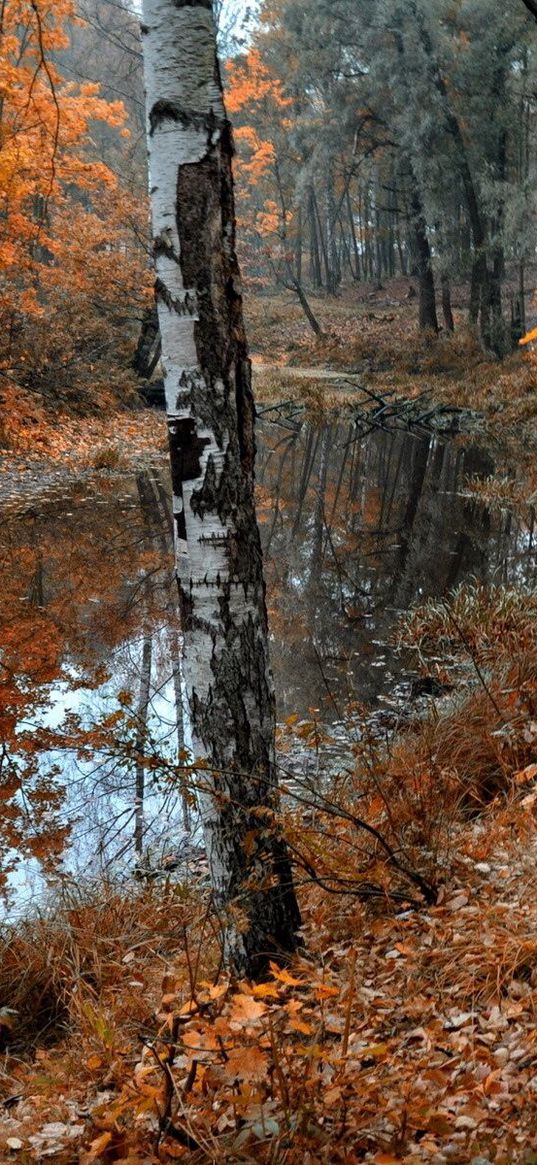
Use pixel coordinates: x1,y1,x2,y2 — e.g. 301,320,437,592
134,627,152,862
140,0,301,977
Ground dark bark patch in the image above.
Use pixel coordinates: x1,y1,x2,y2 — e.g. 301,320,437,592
191,448,236,523
168,419,210,497
155,278,197,318
235,358,256,476
172,0,212,7
149,100,223,138
153,237,180,264
176,369,228,448
175,507,187,542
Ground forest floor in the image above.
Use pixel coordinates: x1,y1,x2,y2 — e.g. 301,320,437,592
246,279,537,474
0,408,166,511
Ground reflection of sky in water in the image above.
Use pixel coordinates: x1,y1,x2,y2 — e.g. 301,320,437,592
1,427,536,917
4,634,193,918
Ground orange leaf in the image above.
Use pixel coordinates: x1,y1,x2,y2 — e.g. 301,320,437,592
229,994,267,1023
315,983,339,1000
270,964,303,986
87,1131,113,1158
252,981,280,998
224,1045,268,1081
514,762,537,785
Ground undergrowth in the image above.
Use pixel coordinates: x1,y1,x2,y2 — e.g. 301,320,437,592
2,578,537,1161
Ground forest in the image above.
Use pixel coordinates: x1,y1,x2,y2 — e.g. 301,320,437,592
1,0,537,1161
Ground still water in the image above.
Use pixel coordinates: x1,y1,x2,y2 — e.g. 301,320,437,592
0,420,534,906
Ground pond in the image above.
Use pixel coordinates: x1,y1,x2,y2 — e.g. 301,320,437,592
0,419,534,908
257,420,535,717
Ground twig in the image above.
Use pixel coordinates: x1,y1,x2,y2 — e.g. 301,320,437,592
440,599,505,721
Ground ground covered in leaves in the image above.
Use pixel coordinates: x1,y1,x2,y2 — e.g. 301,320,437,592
246,280,537,463
2,573,537,1163
0,407,166,511
2,795,537,1164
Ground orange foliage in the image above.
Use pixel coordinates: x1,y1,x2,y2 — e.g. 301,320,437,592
0,0,150,432
225,49,291,116
225,49,298,270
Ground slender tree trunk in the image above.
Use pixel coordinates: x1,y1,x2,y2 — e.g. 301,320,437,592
410,188,438,333
140,0,301,977
324,156,340,295
286,268,323,336
169,628,191,832
346,189,361,281
441,273,454,332
374,205,383,289
134,628,153,861
133,304,161,380
395,215,407,275
308,186,322,288
469,255,481,326
313,186,331,292
295,203,302,285
363,186,373,280
519,260,527,335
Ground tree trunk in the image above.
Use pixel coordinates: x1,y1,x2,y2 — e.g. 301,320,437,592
469,255,481,326
295,203,302,285
133,303,162,379
140,0,301,978
441,273,454,333
286,269,324,336
324,156,340,295
308,186,322,288
346,189,361,281
134,628,152,861
410,188,438,333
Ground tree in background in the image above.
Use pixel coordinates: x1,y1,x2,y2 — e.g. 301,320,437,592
140,0,301,977
0,0,149,423
224,0,537,355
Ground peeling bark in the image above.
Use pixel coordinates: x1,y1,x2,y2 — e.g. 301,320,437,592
141,0,301,977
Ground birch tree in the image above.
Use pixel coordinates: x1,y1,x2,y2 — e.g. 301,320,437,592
140,0,301,977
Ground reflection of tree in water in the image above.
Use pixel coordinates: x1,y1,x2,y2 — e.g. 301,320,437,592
0,465,190,905
257,420,536,720
1,425,535,904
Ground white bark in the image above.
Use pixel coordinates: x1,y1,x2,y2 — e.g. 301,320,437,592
141,0,300,976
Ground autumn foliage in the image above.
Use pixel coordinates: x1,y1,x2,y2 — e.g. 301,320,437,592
225,47,296,279
0,0,150,439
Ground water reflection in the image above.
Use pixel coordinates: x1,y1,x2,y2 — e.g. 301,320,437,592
0,461,189,908
0,424,535,904
256,421,536,717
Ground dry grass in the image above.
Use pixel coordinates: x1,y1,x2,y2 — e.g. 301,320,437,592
0,880,210,1051
89,443,125,470
463,472,537,510
393,584,537,809
398,581,537,665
